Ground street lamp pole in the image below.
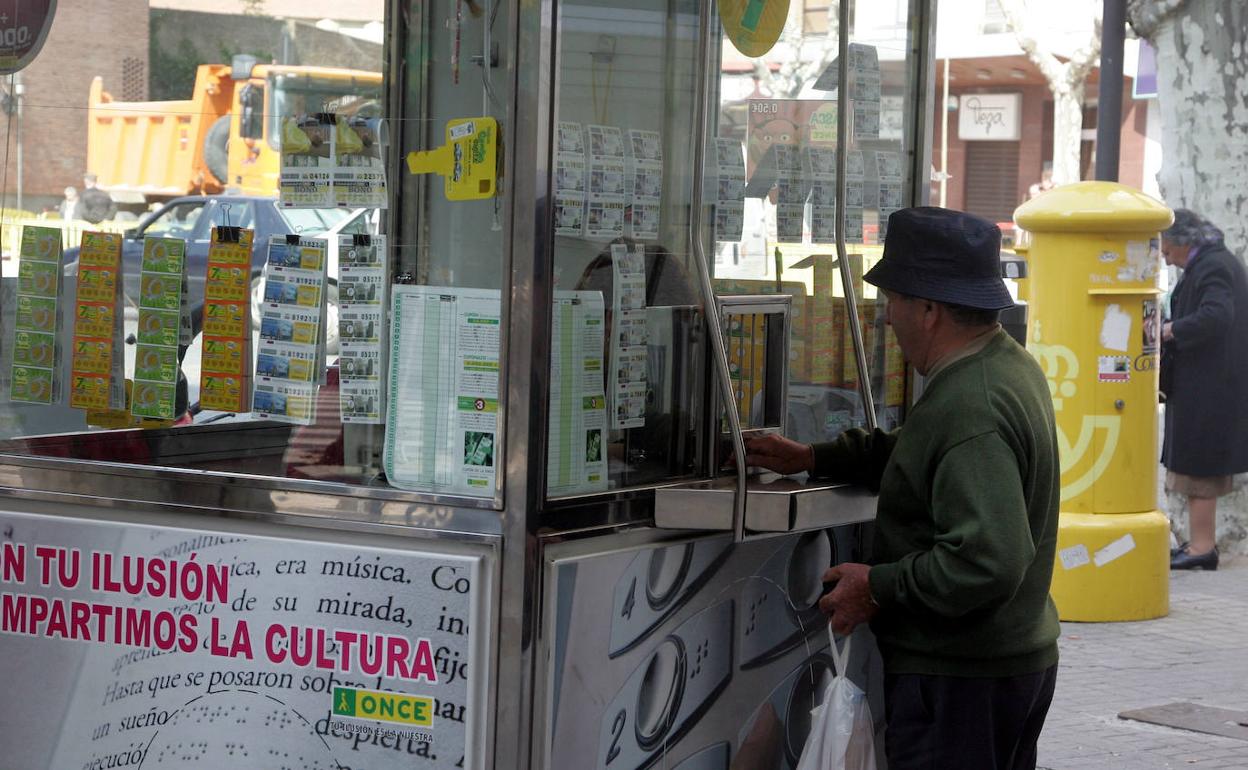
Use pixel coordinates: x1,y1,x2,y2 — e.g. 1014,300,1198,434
1095,0,1126,182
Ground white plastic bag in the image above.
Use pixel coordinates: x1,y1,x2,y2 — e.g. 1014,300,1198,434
795,629,878,770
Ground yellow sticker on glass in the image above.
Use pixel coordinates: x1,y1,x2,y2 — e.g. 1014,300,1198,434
720,0,790,58
406,117,498,201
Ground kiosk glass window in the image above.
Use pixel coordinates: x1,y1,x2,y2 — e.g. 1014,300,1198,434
0,1,511,503
711,0,925,440
544,0,711,497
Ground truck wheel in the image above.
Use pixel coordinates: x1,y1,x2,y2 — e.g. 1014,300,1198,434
204,115,231,185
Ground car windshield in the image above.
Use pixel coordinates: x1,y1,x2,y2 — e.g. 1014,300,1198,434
278,207,353,235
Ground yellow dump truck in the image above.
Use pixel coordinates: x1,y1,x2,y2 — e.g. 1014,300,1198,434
87,56,383,202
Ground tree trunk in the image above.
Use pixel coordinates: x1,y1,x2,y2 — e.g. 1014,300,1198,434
1051,84,1086,185
1143,1,1248,256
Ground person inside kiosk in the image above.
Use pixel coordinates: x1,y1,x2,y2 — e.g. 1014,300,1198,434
746,207,1062,770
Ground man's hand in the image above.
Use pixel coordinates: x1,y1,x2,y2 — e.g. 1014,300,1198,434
819,563,878,636
743,433,815,476
1162,321,1174,342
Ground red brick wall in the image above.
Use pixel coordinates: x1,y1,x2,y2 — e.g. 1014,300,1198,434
0,0,148,206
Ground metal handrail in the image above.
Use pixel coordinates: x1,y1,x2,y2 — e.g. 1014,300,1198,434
687,3,750,543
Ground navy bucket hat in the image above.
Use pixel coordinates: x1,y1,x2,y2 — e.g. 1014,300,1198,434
865,207,1014,311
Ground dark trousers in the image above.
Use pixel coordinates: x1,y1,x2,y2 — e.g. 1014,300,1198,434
883,664,1058,770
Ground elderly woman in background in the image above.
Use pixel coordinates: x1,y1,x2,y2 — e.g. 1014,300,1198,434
1160,209,1248,570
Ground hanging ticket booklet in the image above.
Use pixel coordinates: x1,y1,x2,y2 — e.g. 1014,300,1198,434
627,129,663,241
850,44,882,141
554,121,588,238
338,234,387,424
10,226,63,404
609,243,648,430
384,286,501,497
775,144,808,243
714,138,746,243
333,115,389,209
131,237,187,420
253,235,328,425
807,147,837,245
281,112,389,208
586,125,626,240
69,232,125,411
199,227,254,413
279,113,334,208
548,291,608,496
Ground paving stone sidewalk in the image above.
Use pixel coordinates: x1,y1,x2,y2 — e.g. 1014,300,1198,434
1039,557,1248,769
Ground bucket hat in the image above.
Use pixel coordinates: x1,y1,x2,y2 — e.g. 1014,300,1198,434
864,207,1014,310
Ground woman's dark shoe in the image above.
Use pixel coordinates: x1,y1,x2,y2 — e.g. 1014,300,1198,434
1170,541,1189,558
1170,547,1218,571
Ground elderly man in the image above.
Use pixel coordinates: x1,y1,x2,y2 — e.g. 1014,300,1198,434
746,207,1060,769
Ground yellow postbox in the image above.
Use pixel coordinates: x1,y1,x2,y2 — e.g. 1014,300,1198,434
1014,182,1173,621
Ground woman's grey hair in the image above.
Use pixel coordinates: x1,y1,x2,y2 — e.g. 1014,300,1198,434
1164,208,1225,247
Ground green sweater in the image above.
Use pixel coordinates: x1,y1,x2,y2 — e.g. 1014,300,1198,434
813,329,1060,677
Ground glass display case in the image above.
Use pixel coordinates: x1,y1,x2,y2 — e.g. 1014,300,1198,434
0,0,937,766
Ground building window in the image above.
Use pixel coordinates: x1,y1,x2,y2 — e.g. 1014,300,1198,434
982,0,1009,34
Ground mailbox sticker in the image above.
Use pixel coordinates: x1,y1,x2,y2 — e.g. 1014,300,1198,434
1098,355,1131,383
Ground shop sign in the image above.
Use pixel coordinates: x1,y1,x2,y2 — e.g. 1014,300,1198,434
957,93,1022,141
0,0,57,75
0,511,487,769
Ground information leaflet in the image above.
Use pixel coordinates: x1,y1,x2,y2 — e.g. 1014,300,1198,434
548,291,608,496
384,287,500,497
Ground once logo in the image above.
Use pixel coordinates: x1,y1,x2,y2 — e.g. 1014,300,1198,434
0,0,58,75
333,686,435,727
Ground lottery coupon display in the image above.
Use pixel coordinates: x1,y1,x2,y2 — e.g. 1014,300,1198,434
775,144,808,243
69,232,125,411
384,287,501,497
548,291,608,496
626,129,663,241
876,148,904,240
850,43,882,141
844,149,865,242
713,139,746,243
253,236,329,425
554,122,587,238
585,125,626,241
808,147,837,245
338,235,388,424
280,113,389,209
199,228,254,413
132,238,189,420
10,226,63,404
609,243,648,430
